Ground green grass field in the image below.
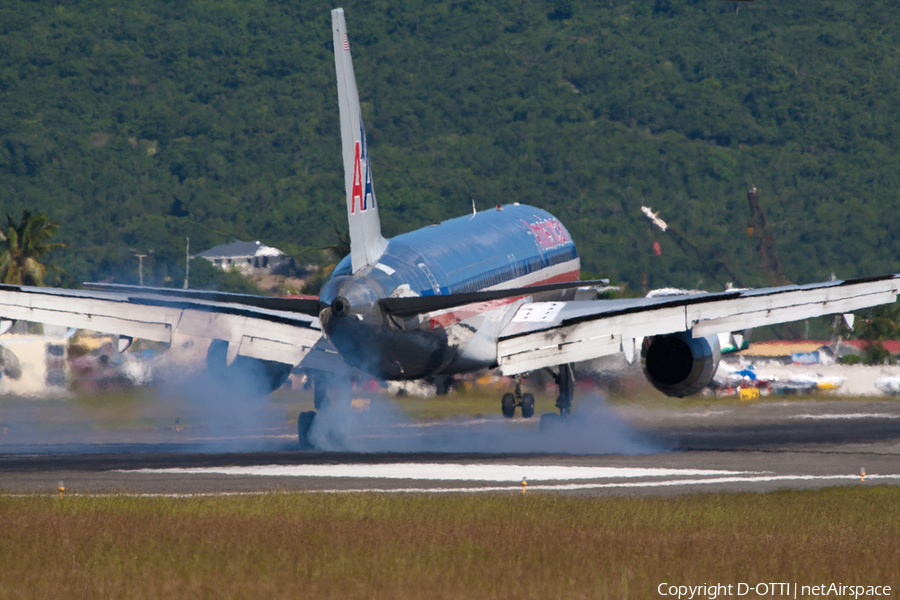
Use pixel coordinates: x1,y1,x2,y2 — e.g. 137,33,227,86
1,488,897,599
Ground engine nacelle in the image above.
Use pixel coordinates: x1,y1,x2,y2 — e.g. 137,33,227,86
640,331,720,397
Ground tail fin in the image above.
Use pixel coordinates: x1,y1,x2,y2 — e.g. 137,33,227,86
332,8,387,274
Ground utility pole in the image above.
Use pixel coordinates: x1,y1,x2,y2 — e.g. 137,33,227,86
132,249,153,286
135,254,147,286
183,237,190,289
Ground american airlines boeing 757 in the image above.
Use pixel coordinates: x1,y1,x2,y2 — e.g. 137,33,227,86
1,9,898,445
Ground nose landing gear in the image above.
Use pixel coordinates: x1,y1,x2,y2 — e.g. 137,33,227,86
500,376,535,419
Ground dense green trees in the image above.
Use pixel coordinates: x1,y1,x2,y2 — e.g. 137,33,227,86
0,0,898,292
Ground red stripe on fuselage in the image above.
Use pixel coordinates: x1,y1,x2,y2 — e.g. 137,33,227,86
428,268,580,329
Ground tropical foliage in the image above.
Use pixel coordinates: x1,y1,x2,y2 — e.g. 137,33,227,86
0,211,64,286
847,303,900,364
0,0,898,294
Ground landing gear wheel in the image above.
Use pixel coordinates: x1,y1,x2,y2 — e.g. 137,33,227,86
297,411,316,449
501,393,516,418
539,413,560,433
521,393,535,419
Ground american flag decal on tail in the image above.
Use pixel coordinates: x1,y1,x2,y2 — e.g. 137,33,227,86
343,33,350,51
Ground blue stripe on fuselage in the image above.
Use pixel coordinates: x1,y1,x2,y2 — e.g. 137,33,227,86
330,204,579,296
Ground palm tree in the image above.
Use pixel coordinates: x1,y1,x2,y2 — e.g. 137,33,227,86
0,210,65,286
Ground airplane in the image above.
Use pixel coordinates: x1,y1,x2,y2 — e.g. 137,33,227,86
1,8,898,446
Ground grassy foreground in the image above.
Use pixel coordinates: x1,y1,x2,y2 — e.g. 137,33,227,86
2,488,898,599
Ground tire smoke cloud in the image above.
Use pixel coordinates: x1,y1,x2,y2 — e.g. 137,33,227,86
306,393,660,455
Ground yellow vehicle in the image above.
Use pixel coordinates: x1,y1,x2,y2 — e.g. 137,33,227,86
739,387,761,401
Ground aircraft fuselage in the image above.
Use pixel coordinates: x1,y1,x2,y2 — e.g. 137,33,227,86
318,203,580,379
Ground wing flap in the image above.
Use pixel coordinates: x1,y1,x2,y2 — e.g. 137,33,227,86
689,285,898,336
0,285,327,367
498,306,686,375
173,308,323,364
501,332,623,375
0,288,177,342
297,337,349,372
236,335,315,365
497,274,900,376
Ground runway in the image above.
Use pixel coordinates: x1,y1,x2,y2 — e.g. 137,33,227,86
1,399,899,496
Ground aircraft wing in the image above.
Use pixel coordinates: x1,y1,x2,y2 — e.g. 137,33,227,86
0,284,336,369
496,273,900,375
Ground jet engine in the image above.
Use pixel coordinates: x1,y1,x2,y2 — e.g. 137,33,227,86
206,339,293,397
640,331,720,397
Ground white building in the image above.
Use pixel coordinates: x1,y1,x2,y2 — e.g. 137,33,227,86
195,240,289,274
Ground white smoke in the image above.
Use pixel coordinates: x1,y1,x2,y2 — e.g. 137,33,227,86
152,365,288,452
307,392,660,455
0,342,660,456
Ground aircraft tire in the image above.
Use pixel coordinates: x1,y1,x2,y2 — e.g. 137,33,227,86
298,411,316,449
501,393,516,418
521,393,535,418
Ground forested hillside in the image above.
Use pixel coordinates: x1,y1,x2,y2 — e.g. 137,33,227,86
1,0,898,292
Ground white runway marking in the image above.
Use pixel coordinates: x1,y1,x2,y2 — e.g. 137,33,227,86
126,464,744,481
312,474,900,494
8,475,900,498
790,413,900,420
667,410,734,418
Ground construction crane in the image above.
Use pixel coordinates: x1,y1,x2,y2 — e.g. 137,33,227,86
643,186,792,289
640,206,746,290
643,187,800,339
745,186,791,286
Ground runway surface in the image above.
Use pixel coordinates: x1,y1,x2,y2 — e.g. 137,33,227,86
2,399,899,496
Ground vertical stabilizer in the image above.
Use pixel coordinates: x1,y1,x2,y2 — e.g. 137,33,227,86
332,8,387,273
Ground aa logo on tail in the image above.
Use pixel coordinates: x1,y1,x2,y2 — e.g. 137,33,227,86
351,141,365,213
350,120,375,214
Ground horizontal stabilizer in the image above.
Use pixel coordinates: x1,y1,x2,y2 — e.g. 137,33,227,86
83,282,323,316
378,279,609,317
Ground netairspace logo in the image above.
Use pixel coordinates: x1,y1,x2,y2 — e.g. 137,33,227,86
657,582,892,599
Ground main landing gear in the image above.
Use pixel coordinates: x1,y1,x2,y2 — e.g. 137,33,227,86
500,362,574,421
538,363,575,432
297,410,316,449
552,363,574,415
500,364,575,421
501,375,535,419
